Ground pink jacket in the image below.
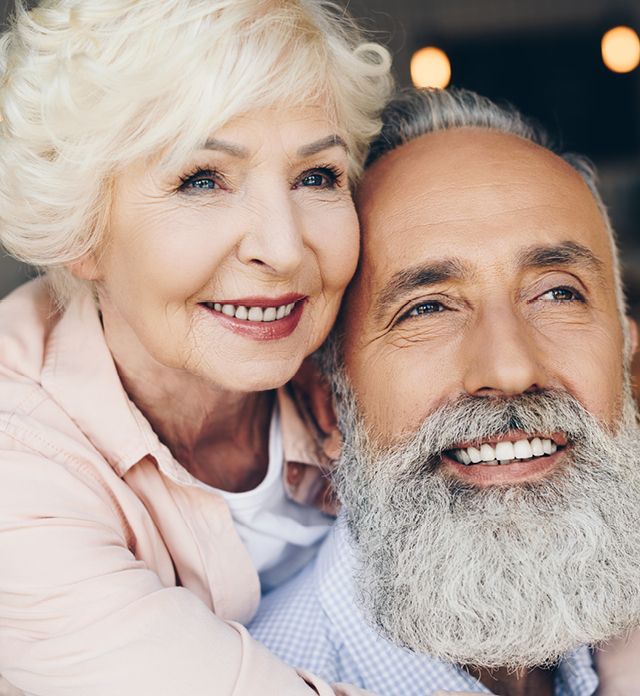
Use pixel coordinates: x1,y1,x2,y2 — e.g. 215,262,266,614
0,280,366,696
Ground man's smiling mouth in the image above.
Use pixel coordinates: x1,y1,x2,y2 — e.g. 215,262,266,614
448,436,560,466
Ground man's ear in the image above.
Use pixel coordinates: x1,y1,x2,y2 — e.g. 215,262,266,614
65,253,102,281
627,317,639,364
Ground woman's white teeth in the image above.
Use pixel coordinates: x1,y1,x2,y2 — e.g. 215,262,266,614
206,302,295,322
452,437,557,466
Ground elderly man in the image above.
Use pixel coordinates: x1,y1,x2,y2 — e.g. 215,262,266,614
248,89,640,696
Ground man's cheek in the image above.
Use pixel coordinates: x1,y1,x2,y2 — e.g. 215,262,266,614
552,340,625,423
364,354,447,436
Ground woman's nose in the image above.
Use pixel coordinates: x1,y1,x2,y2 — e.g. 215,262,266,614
237,193,304,276
462,303,547,397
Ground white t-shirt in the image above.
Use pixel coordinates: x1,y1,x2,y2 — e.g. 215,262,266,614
206,405,333,592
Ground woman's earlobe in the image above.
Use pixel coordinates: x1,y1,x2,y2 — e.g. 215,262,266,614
65,253,103,280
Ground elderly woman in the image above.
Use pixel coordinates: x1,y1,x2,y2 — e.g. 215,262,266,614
0,0,391,694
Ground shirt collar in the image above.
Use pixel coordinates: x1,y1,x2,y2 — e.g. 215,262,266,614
40,289,200,485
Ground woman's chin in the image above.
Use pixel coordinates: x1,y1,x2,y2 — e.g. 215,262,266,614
184,302,331,392
194,353,309,394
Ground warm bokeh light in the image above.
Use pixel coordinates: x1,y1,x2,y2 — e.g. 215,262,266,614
601,26,640,73
411,47,451,89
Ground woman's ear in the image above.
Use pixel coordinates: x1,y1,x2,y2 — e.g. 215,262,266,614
65,253,103,281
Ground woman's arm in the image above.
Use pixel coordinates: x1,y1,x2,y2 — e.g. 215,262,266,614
0,449,365,696
593,632,640,696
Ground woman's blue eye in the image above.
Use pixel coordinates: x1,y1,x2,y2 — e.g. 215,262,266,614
296,167,339,189
191,177,217,189
179,170,220,191
301,173,327,187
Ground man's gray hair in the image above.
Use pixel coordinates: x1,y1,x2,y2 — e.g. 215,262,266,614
363,87,628,346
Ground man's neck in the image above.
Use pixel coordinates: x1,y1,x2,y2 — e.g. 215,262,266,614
467,665,556,696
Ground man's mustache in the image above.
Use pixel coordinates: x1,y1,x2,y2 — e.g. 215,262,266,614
380,389,604,460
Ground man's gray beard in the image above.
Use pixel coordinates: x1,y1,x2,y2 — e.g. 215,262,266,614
332,383,640,671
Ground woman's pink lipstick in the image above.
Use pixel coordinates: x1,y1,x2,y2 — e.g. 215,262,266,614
199,295,306,341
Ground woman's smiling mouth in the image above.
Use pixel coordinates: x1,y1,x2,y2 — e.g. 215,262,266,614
199,296,307,340
200,300,297,323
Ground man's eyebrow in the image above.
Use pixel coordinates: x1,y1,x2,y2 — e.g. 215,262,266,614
297,135,348,158
517,241,604,273
201,138,249,158
374,259,468,322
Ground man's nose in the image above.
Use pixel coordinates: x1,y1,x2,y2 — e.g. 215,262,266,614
236,192,304,276
462,302,547,397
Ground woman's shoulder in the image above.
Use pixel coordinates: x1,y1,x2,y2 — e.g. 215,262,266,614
0,278,61,384
0,279,142,521
0,278,80,456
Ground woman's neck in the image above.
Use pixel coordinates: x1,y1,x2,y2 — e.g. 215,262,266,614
123,369,275,492
103,306,275,493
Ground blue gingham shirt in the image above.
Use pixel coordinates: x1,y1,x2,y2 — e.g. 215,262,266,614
249,519,599,696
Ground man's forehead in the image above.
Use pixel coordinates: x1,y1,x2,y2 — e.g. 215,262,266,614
352,127,611,297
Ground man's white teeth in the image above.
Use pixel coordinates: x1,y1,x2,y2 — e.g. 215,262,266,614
452,437,558,466
206,302,295,322
480,443,496,462
467,446,482,463
531,437,545,456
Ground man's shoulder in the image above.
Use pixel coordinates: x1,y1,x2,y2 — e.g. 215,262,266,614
249,549,348,684
250,527,477,694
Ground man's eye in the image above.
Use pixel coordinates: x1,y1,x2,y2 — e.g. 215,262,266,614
540,287,583,302
409,301,445,316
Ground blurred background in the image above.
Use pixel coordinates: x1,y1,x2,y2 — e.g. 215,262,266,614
1,0,639,309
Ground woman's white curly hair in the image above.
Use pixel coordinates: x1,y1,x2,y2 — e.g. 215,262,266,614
0,0,392,304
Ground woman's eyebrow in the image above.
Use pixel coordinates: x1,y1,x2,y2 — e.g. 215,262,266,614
373,259,469,321
297,134,348,158
201,138,249,158
196,134,348,159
